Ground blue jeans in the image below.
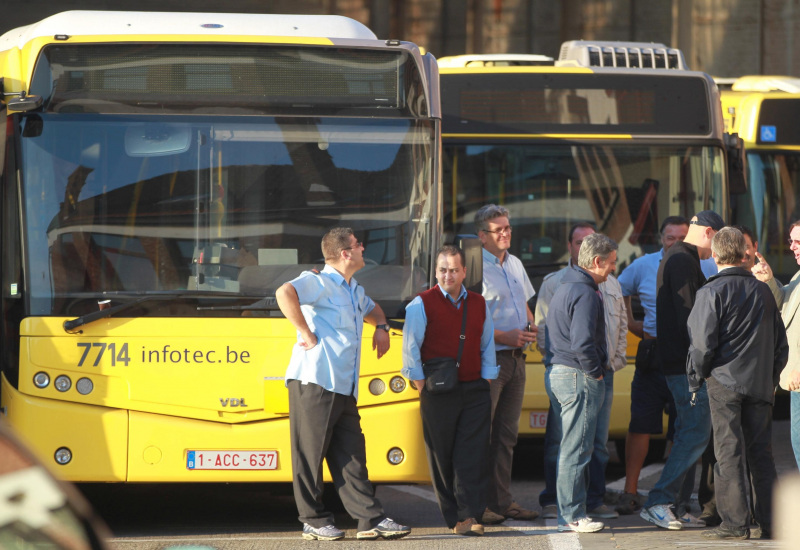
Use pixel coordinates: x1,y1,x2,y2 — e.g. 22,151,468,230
645,374,711,508
540,367,613,510
791,392,800,471
546,365,606,524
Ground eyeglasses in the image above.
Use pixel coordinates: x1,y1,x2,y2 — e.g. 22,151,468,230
788,239,800,247
483,225,512,236
343,241,364,251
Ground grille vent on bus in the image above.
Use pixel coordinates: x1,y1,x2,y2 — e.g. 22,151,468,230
556,40,688,70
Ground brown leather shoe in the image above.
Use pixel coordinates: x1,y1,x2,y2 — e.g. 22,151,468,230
503,501,539,521
453,518,484,536
481,508,505,525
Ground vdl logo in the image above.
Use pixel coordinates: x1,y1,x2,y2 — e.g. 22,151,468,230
220,398,248,407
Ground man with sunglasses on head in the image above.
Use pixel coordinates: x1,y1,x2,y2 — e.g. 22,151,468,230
276,227,410,542
474,204,539,525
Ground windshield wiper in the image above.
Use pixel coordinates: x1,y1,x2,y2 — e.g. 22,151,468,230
195,297,279,311
62,293,273,333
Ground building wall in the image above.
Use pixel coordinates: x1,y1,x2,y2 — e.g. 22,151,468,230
1,0,798,77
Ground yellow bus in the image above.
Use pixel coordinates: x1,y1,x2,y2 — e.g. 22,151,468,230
0,11,440,483
439,41,739,444
722,76,800,283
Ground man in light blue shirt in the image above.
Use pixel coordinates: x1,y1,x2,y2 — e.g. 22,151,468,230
276,227,410,542
475,204,539,525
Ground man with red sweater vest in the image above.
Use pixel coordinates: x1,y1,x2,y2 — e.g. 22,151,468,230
402,245,499,536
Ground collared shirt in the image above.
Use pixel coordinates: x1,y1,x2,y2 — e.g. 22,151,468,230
602,274,628,372
618,249,717,337
481,248,535,350
402,284,499,382
284,264,374,400
535,260,575,355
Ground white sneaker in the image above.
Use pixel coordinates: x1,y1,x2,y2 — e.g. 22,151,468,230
678,512,706,528
558,517,604,533
640,504,682,530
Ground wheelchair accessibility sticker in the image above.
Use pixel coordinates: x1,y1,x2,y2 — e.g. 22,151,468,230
760,125,777,142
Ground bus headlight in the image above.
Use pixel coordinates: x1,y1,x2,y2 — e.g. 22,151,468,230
389,376,406,393
387,447,404,465
54,375,72,392
33,372,50,388
54,447,72,465
369,378,386,396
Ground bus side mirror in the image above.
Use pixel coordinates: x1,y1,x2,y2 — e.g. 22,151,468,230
7,92,43,113
456,234,483,294
725,132,748,195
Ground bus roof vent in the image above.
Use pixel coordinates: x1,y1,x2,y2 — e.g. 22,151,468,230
556,40,688,70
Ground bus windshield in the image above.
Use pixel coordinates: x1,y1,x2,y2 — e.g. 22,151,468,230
443,142,726,286
734,150,800,281
21,114,434,318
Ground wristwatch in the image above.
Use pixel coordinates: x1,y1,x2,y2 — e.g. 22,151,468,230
376,323,391,333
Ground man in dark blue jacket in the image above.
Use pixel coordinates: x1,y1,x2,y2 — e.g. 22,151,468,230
545,232,618,534
687,227,788,540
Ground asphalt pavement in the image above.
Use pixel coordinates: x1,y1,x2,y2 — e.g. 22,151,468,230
96,418,797,549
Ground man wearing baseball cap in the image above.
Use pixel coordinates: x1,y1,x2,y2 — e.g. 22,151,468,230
640,210,725,531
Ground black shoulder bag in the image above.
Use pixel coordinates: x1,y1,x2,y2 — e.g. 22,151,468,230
422,298,467,394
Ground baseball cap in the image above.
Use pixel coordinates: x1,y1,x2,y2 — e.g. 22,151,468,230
691,210,725,231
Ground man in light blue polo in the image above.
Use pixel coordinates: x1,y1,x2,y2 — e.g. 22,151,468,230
475,204,539,525
276,227,410,542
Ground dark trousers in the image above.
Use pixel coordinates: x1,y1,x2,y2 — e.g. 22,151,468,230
420,378,492,528
288,380,384,532
487,352,526,512
699,434,718,519
707,377,776,532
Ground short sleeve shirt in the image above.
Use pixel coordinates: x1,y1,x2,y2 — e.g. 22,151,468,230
283,264,375,399
482,248,535,350
618,250,662,336
617,249,719,337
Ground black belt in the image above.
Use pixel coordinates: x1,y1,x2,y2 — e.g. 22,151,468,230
497,348,524,358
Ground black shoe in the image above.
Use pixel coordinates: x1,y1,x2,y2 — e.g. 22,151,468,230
702,526,750,540
698,513,721,527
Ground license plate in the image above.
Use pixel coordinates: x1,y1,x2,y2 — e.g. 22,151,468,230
187,450,278,470
529,410,548,429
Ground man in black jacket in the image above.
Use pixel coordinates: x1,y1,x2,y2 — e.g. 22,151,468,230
687,227,788,540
